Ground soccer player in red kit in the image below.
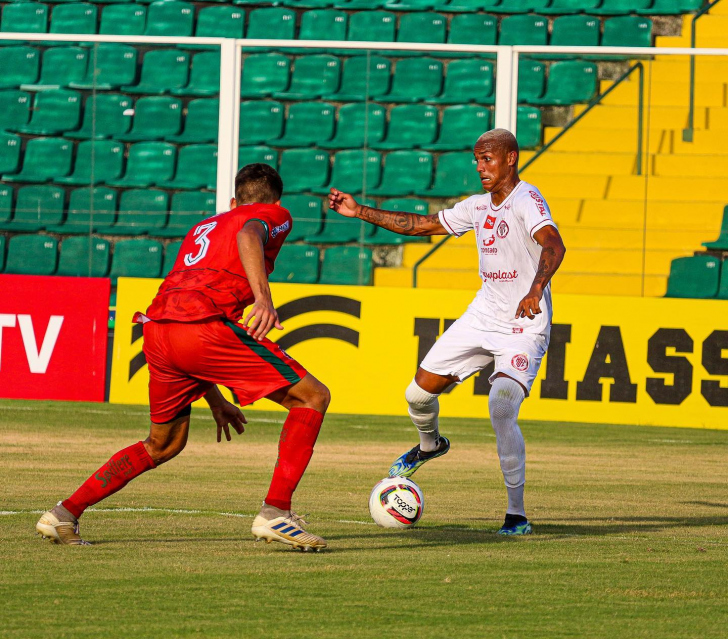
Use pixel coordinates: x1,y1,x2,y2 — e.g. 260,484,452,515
36,164,330,551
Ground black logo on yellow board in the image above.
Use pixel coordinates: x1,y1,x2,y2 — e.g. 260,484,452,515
274,295,361,350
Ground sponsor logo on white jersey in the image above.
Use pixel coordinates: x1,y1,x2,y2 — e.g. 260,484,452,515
511,353,529,371
529,190,546,216
484,215,496,229
497,220,509,238
481,269,518,282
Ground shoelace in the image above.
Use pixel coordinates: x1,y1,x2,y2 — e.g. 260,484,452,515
286,512,309,529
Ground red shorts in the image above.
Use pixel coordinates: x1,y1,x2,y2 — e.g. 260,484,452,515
143,318,307,424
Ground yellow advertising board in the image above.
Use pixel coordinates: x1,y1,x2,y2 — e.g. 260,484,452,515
110,278,728,430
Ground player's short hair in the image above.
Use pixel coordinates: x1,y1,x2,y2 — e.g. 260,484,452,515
475,129,519,157
234,163,283,205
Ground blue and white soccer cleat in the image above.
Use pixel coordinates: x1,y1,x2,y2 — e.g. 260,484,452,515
388,436,450,478
497,515,533,536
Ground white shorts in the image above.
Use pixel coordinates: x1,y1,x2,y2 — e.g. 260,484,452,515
419,310,549,395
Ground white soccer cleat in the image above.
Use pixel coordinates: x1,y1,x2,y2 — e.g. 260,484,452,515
36,510,91,546
251,512,327,552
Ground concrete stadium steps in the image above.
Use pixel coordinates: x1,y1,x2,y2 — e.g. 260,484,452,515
522,152,637,175
558,226,709,252
665,129,728,155
570,104,708,130
606,175,728,202
552,273,667,297
579,200,724,231
374,266,480,290
559,247,690,276
649,58,728,84
598,79,727,109
542,127,664,153
652,153,728,177
401,236,474,270
517,173,609,200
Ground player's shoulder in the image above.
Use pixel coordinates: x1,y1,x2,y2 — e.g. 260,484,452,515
449,193,489,214
514,181,548,205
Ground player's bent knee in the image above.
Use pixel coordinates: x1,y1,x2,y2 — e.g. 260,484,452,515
405,379,438,408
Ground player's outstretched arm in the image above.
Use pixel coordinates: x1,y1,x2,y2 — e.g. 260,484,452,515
328,188,448,236
204,386,247,443
515,225,566,320
237,221,284,341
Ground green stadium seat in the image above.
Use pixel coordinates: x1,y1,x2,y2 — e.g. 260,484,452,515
423,105,490,151
498,0,550,13
0,187,12,226
541,0,600,14
315,149,382,196
98,189,169,235
346,11,396,51
499,15,548,46
0,184,64,232
99,4,146,36
0,133,21,175
157,191,215,238
320,103,386,149
238,145,278,169
386,0,436,10
518,58,546,103
319,247,372,286
246,8,296,51
172,51,220,97
67,93,133,139
593,0,651,15
47,3,97,43
55,140,124,185
395,12,446,54
240,53,291,98
321,56,391,102
0,3,49,40
636,0,703,15
429,59,494,104
70,44,137,89
365,197,429,244
239,100,284,145
373,104,438,150
550,15,601,49
274,102,335,148
517,106,542,149
144,0,194,37
46,186,117,233
4,235,57,276
0,234,4,272
426,151,479,197
296,10,347,53
269,245,319,284
273,55,341,99
162,240,182,276
14,89,80,135
307,211,371,244
531,60,598,105
57,236,110,278
334,0,388,10
665,254,719,299
3,137,72,183
432,0,500,10
279,148,330,193
168,98,219,144
118,96,182,141
702,206,728,251
122,49,190,95
0,47,39,89
380,58,442,103
21,47,87,91
193,6,245,44
107,142,176,188
601,17,652,49
110,238,163,285
718,260,728,300
0,91,30,131
280,194,323,241
369,150,433,196
442,13,497,55
158,144,217,190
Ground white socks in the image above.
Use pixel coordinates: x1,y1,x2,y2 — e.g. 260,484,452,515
405,380,441,452
489,377,527,517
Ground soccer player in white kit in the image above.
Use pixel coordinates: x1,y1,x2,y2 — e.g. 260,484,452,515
328,129,566,535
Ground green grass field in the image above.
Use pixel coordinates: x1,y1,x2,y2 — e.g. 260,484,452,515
1,399,727,638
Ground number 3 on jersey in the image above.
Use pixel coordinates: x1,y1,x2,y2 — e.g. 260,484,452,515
184,221,217,266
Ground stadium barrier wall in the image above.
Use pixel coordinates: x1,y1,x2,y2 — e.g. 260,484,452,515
0,274,110,402
110,278,728,430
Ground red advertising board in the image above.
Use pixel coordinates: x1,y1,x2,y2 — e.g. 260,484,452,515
0,275,110,402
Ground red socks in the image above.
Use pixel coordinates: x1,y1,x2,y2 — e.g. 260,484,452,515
63,441,156,518
265,407,324,511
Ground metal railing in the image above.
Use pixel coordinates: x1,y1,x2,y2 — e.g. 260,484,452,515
683,0,725,142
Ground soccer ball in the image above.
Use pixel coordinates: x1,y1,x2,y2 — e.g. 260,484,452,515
368,477,424,528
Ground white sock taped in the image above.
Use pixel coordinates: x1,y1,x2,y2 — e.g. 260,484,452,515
405,380,440,452
489,377,526,499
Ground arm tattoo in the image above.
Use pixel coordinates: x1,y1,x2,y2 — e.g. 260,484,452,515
532,244,564,291
357,206,443,236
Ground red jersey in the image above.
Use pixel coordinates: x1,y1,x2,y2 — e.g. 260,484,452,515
144,203,292,323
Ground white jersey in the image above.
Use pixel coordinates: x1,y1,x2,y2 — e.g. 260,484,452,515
438,180,557,338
